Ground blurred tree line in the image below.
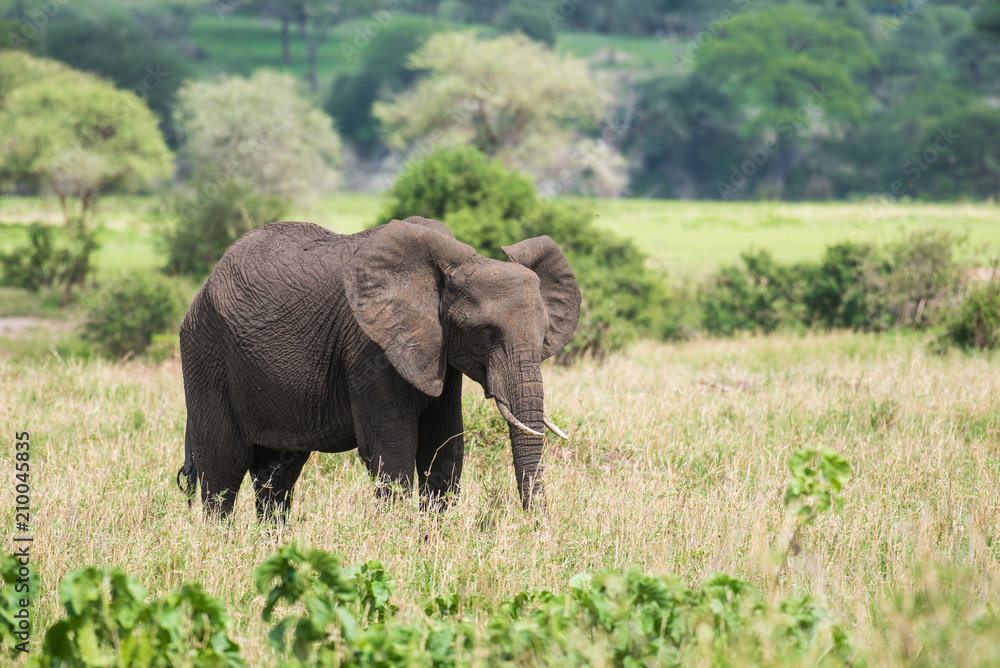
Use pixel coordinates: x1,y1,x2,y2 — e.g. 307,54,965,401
2,0,1000,205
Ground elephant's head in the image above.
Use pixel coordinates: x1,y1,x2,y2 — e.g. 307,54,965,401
345,217,582,509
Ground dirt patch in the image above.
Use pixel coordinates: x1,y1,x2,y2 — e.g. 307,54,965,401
0,317,76,337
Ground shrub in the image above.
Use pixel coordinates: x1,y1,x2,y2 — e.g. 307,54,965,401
883,229,963,329
377,146,536,226
378,147,669,361
802,241,889,331
944,280,1000,350
18,561,241,667
703,231,967,337
0,223,98,297
161,182,287,277
699,250,806,336
82,273,181,359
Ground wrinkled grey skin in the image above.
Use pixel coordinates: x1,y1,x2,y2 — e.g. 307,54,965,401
176,216,581,518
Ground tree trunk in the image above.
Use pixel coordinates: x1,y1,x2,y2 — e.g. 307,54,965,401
306,37,318,92
281,17,291,64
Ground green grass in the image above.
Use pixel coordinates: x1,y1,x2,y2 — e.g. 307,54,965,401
556,31,680,71
3,196,999,288
582,198,1000,276
2,332,999,664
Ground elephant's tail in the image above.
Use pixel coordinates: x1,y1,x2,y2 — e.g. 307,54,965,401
176,434,197,501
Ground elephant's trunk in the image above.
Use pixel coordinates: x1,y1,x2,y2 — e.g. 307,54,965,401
493,358,546,510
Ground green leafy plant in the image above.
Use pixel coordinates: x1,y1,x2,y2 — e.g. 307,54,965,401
1,555,39,656
27,567,241,667
777,448,852,583
160,182,288,277
81,273,181,359
256,543,398,666
944,277,1000,351
699,249,807,336
0,223,98,299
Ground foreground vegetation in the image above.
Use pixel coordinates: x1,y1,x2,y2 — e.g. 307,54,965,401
2,332,998,663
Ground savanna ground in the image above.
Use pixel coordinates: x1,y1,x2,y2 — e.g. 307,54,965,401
1,197,999,664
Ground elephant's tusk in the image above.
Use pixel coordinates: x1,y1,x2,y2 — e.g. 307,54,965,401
543,415,569,440
495,400,544,437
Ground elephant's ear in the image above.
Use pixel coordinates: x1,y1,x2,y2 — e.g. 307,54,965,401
502,236,582,359
346,221,477,397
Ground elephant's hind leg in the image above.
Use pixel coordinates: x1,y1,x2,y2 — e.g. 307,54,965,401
187,389,250,518
250,446,311,521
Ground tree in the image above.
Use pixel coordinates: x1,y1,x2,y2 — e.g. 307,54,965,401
253,0,304,65
694,6,875,196
0,52,173,223
500,0,554,46
325,15,437,154
624,73,744,198
374,31,627,196
297,0,366,92
173,70,342,202
43,15,192,133
909,107,1000,200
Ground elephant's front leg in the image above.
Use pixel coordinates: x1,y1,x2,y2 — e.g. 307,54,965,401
416,366,464,511
349,353,421,501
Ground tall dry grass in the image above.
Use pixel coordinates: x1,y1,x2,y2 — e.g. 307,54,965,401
2,331,998,664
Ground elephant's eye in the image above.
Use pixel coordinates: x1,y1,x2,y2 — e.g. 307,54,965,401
481,328,495,345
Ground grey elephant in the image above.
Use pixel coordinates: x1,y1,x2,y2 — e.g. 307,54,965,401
176,216,581,518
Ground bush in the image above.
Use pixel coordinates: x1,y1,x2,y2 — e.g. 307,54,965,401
3,556,242,667
699,250,806,336
802,241,889,331
161,183,287,277
701,231,967,337
883,229,963,329
945,280,1000,350
377,146,536,227
0,223,98,296
378,147,669,361
82,273,180,359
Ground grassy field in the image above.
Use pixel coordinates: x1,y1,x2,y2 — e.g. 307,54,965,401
2,332,998,663
1,195,998,285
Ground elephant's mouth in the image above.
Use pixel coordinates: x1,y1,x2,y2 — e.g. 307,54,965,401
493,398,569,440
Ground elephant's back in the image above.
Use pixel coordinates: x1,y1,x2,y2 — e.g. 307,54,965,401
209,221,350,312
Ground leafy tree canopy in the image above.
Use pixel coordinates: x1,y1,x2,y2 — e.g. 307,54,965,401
375,31,625,196
695,6,875,138
0,52,173,221
43,14,192,129
173,70,342,202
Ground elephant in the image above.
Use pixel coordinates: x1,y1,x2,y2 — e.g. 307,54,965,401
176,216,581,518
